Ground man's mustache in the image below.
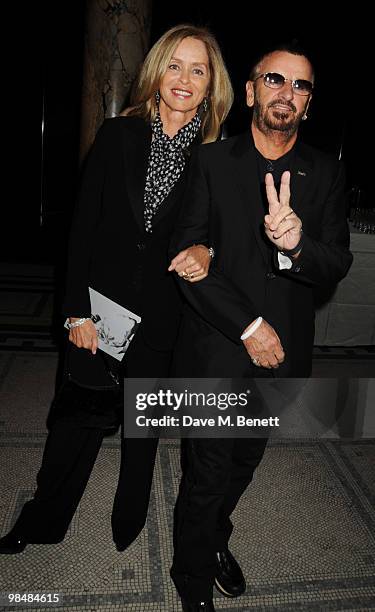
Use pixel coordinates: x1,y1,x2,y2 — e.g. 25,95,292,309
268,99,297,113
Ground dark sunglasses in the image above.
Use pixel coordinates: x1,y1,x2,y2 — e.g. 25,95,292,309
254,72,313,96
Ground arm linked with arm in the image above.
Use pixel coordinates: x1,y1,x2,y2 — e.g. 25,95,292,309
170,147,258,344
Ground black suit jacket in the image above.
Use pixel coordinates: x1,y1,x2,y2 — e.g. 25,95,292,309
171,131,353,376
63,116,197,383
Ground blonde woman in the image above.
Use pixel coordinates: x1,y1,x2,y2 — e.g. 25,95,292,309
0,25,233,566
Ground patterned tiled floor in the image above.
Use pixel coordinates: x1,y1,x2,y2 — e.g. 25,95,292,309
0,352,375,611
0,264,374,610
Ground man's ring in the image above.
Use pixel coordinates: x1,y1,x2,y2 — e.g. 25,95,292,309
252,357,260,366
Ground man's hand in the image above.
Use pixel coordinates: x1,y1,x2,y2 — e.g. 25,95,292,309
264,171,302,254
168,245,211,282
69,318,98,355
242,319,285,369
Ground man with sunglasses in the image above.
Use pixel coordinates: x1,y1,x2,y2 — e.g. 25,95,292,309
169,43,353,612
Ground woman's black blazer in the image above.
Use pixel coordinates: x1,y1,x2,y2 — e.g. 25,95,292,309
63,116,198,353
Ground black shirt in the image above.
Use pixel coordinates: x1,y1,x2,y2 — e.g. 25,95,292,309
256,146,296,189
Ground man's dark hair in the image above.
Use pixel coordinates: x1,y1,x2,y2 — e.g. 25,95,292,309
249,40,315,81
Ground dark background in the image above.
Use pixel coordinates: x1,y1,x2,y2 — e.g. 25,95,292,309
6,3,368,263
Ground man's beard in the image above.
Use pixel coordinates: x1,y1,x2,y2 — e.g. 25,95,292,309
253,98,305,136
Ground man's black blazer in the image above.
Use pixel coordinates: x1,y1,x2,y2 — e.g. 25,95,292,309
171,130,353,376
63,116,197,373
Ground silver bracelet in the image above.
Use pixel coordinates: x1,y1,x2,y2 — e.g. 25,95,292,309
66,317,91,329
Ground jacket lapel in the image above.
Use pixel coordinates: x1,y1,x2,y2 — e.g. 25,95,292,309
289,142,314,216
121,120,152,234
231,131,269,265
151,167,187,229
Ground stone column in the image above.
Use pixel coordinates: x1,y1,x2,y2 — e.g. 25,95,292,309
80,0,152,161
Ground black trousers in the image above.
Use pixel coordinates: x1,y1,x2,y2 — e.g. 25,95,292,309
11,333,171,546
170,317,275,602
171,436,268,601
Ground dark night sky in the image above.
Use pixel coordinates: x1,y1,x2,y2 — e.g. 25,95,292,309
151,5,366,171
5,2,368,262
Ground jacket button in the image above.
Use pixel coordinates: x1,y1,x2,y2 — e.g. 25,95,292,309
137,242,146,251
294,266,301,273
266,272,276,280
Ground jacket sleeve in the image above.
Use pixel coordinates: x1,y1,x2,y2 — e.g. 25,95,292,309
61,119,113,317
170,147,257,344
275,161,353,286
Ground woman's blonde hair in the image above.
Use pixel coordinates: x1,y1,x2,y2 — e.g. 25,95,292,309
125,24,233,143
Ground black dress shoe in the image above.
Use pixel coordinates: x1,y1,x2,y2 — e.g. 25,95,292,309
0,531,27,554
181,599,215,611
214,548,246,597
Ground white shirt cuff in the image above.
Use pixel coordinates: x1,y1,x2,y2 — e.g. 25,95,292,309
278,252,293,270
240,316,263,340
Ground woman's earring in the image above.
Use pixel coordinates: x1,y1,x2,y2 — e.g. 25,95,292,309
155,90,160,105
203,97,209,112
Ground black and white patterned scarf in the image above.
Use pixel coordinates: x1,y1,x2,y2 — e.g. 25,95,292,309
143,110,202,233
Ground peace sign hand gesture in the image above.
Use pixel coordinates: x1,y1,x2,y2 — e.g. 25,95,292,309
264,171,303,253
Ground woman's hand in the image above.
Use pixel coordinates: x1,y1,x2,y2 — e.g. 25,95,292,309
69,318,98,354
168,245,211,282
